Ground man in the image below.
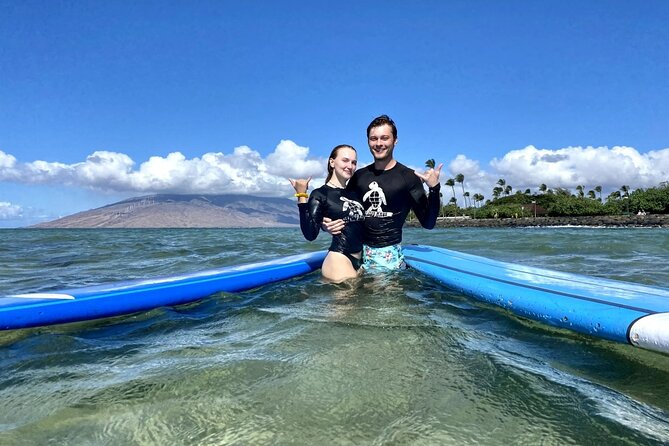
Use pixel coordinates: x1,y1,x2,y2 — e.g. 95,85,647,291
323,114,442,269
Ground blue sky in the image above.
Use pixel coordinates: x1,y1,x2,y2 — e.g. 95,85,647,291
1,0,668,227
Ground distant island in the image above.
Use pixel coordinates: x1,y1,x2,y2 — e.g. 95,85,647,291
32,194,300,228
29,192,669,230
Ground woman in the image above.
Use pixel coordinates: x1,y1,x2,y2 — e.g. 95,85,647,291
289,145,364,282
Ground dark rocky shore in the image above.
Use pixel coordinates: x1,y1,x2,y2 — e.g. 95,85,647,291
407,214,669,228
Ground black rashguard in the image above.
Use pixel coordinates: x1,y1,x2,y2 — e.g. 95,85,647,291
347,162,441,248
298,185,365,254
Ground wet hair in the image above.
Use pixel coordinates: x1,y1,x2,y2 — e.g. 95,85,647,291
325,144,356,183
366,114,397,139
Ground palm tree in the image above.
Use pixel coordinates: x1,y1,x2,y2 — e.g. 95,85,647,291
425,159,436,169
620,185,631,214
448,196,457,215
607,190,621,202
463,191,470,208
576,185,584,198
455,173,466,205
445,178,456,206
587,190,596,199
492,187,503,199
504,185,512,196
594,185,602,202
539,183,547,194
478,193,486,207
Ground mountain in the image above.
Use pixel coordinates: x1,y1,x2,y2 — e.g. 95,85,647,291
32,194,300,228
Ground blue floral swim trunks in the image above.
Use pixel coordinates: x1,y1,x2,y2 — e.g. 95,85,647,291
362,243,406,270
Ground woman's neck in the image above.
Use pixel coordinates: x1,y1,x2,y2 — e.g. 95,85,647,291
327,176,346,188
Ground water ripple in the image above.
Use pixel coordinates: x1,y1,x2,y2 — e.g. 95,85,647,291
1,227,669,444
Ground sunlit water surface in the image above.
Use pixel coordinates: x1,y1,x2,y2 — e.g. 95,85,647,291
1,227,669,445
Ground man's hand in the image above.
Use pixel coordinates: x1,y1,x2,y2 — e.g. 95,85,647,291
322,216,345,236
414,163,443,188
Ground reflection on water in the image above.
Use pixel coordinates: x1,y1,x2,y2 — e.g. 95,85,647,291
0,227,669,445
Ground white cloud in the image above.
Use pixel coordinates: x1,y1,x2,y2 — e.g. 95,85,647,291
0,141,327,196
429,145,669,204
489,145,669,194
266,140,324,178
449,154,480,177
0,151,17,169
0,201,22,220
3,143,668,203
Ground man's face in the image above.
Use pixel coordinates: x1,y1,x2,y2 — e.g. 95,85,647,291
367,124,396,162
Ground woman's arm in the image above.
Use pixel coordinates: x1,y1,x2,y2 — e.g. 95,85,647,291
299,191,325,241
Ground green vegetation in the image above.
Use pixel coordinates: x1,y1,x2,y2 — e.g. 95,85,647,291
468,183,669,218
422,160,669,219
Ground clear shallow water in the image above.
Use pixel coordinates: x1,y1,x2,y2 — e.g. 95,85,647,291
1,227,669,445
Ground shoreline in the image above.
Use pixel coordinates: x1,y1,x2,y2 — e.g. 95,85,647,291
407,214,669,228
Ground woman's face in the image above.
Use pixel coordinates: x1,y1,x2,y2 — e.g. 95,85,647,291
330,147,358,180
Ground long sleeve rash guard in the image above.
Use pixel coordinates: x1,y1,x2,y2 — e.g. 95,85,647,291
298,185,365,254
347,162,441,248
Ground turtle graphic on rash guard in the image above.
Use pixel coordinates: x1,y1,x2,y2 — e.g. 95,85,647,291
340,196,364,222
362,181,393,218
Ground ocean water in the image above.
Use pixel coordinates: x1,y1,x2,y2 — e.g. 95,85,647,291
1,227,669,445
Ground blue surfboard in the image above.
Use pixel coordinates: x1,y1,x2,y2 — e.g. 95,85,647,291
0,251,326,330
404,245,669,355
5,244,669,356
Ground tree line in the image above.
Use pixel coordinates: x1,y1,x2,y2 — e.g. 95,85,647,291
424,159,669,218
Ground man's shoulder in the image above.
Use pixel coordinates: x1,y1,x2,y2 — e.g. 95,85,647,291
351,165,375,182
393,161,412,172
391,162,420,183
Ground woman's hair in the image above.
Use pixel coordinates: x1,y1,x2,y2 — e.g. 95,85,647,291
325,144,356,183
366,114,397,139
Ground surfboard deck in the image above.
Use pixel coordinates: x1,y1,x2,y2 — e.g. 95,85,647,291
6,244,668,356
404,244,669,355
0,251,327,330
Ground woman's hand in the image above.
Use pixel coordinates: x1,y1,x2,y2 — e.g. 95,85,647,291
289,177,312,194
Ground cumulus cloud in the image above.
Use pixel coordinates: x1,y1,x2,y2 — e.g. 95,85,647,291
434,145,669,204
442,146,669,198
0,151,17,169
449,154,480,177
490,145,669,193
3,143,668,203
0,201,23,220
266,140,324,177
0,141,327,196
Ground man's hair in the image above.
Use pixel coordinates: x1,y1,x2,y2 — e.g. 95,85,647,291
367,114,397,139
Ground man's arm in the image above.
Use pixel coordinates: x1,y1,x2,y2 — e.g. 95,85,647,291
412,163,443,229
